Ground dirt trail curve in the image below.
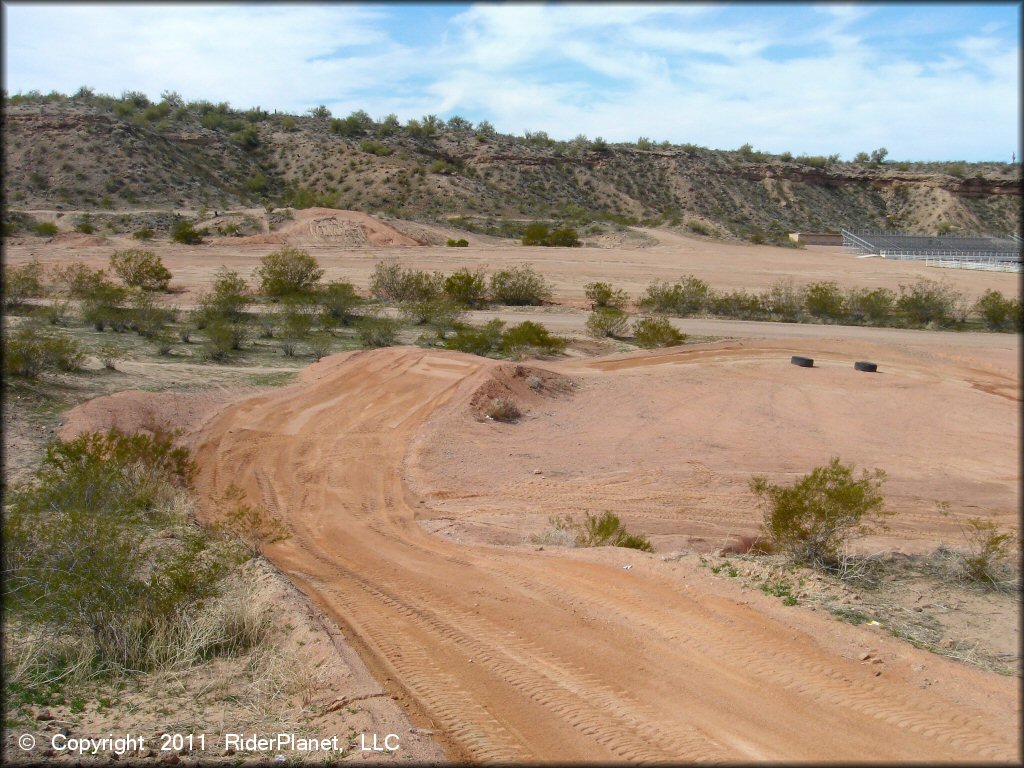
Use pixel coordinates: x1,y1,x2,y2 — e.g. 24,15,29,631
191,347,1018,763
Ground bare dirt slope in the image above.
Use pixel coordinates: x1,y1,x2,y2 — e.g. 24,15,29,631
236,208,423,247
188,346,1019,763
407,338,1019,555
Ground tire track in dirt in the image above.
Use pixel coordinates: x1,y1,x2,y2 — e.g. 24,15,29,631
191,347,1019,763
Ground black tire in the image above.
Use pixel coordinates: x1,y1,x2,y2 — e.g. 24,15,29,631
790,356,814,367
854,361,878,373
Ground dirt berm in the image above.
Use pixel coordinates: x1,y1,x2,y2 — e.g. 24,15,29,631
189,347,1018,763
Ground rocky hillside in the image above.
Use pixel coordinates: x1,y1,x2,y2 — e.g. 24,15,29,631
3,91,1020,243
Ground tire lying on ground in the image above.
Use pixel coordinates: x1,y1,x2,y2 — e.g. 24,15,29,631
790,356,814,367
854,361,878,372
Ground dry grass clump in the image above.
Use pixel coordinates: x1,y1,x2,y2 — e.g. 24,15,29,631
485,397,521,422
532,512,653,552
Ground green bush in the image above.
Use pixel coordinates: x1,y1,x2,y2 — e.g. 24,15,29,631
359,139,393,156
124,289,174,338
171,219,205,244
401,298,465,336
751,457,889,569
763,280,803,322
369,261,444,303
803,281,846,322
255,246,324,298
203,320,249,360
2,430,238,675
500,320,566,357
633,316,686,348
444,319,506,356
446,238,469,247
51,263,108,299
3,325,85,378
110,249,172,291
585,307,630,338
132,227,156,240
80,281,129,331
74,214,96,234
845,287,895,325
710,289,767,320
275,301,317,356
356,316,401,348
521,222,580,247
973,289,1020,332
638,275,710,316
194,268,251,328
546,511,653,551
443,267,489,308
896,278,964,327
315,280,361,326
490,265,552,305
2,258,46,308
32,221,59,237
584,281,629,309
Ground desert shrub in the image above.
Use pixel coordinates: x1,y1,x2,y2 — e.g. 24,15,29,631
369,261,444,302
255,246,324,298
80,281,129,331
401,298,465,336
95,341,126,370
171,219,205,244
203,320,250,360
500,321,566,357
490,265,552,305
51,263,108,299
585,307,630,338
845,287,895,325
3,325,85,378
110,249,172,291
584,281,629,309
356,316,401,348
751,457,889,569
895,278,965,327
2,430,237,677
444,319,506,356
762,280,804,321
124,289,174,338
133,227,156,240
545,227,581,247
309,332,334,361
686,219,712,236
74,214,96,234
443,267,489,308
802,281,846,322
638,276,710,316
541,512,653,551
32,221,58,237
209,484,289,557
521,222,580,247
633,316,686,348
275,301,317,356
446,238,469,247
3,258,45,308
195,267,251,325
359,139,392,156
485,398,521,422
973,289,1020,332
315,280,361,326
955,517,1016,587
710,289,767,320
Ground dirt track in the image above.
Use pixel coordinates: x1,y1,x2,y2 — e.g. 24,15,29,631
191,346,1019,763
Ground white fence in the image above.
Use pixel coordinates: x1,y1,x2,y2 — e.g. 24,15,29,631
924,257,1021,273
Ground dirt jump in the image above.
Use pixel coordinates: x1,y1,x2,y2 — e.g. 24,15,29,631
188,344,1019,763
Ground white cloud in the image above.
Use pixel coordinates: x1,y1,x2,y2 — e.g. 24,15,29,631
3,2,1018,160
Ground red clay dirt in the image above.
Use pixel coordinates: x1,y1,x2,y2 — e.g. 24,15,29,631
181,344,1019,763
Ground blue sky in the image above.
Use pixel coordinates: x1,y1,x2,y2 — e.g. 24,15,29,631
2,2,1019,161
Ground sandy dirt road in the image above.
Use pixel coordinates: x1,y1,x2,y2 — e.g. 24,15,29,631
191,346,1019,763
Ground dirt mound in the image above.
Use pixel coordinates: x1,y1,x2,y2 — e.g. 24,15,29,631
188,345,1017,762
236,208,423,248
53,232,108,246
468,363,574,420
60,388,246,441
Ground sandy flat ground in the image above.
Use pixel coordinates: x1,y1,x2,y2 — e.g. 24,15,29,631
5,217,1019,307
180,343,1018,762
17,214,1021,762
